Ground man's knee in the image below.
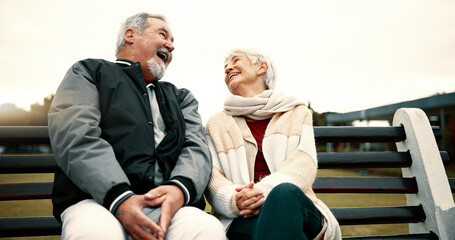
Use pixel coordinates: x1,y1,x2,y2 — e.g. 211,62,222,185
61,199,126,240
63,223,125,240
167,207,226,239
190,212,226,238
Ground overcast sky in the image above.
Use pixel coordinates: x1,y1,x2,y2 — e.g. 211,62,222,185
1,0,454,123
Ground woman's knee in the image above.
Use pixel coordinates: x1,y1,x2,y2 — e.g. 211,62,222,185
267,183,303,202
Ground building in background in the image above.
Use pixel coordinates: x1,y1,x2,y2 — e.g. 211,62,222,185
324,92,455,160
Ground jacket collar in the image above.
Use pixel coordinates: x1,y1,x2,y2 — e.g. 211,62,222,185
115,58,135,66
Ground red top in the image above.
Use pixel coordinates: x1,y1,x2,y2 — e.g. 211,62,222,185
246,119,271,183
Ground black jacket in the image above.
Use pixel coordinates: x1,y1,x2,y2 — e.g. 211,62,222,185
48,59,211,221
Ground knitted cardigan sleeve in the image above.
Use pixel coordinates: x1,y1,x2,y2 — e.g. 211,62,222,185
204,113,243,218
205,158,242,218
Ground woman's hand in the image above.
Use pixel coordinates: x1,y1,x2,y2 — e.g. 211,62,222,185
235,182,265,218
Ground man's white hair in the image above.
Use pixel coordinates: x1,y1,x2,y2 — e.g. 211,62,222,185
115,12,167,56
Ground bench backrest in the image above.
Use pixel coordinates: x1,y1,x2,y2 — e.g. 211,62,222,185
0,108,454,239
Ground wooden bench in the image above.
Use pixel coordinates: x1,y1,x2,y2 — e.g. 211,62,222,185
0,108,454,239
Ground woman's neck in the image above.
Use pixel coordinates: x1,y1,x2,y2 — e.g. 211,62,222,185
233,85,266,98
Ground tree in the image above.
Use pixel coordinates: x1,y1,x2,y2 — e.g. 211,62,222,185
0,94,54,126
307,101,325,126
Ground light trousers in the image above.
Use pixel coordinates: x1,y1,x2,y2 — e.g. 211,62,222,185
60,199,226,240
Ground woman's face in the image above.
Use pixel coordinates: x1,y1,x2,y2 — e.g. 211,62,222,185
224,54,265,96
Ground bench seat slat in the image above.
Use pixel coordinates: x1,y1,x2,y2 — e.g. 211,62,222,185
318,152,412,168
318,151,450,169
314,177,418,193
343,232,438,240
0,216,61,237
0,155,55,173
0,126,50,145
0,151,450,173
2,178,451,202
0,126,442,144
0,177,421,201
313,126,441,143
314,126,406,142
0,182,52,200
449,178,455,193
0,206,426,237
331,205,426,225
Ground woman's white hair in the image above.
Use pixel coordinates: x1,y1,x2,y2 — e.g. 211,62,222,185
115,12,167,56
224,48,276,90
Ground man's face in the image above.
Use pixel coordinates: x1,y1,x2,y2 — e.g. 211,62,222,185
135,18,174,81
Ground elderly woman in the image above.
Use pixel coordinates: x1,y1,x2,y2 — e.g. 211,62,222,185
205,48,341,240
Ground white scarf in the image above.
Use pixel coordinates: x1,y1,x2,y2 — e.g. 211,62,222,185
223,90,306,120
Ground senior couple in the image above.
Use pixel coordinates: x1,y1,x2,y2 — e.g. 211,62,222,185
49,12,341,240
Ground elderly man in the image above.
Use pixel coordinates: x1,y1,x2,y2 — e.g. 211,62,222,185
48,12,225,240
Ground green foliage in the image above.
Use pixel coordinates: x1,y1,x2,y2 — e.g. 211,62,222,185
307,101,326,126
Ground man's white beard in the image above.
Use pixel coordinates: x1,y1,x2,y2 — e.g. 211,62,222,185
147,57,166,80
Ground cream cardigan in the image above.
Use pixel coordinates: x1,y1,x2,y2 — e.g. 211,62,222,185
205,105,341,240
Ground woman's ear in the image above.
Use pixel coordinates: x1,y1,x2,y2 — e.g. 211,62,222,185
257,62,268,76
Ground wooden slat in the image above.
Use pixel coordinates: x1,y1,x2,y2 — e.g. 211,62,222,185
0,178,444,201
0,207,426,237
0,151,448,173
450,178,455,193
343,232,438,240
0,177,418,201
0,182,52,200
313,177,418,193
431,126,442,140
331,205,426,225
313,126,441,143
0,207,427,237
318,151,450,168
314,126,406,143
0,126,50,144
0,217,61,237
440,151,451,166
0,155,56,173
0,126,441,145
1,179,443,201
318,152,412,168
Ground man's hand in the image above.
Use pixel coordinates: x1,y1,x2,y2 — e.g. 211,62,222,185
235,182,265,218
145,185,185,236
115,194,166,240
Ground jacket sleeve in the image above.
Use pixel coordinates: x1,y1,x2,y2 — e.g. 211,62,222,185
165,91,212,206
48,61,132,212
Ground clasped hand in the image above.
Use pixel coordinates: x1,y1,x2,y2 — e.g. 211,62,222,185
235,182,265,218
115,185,184,240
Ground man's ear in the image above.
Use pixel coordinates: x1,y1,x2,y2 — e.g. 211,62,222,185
257,62,268,76
124,29,135,44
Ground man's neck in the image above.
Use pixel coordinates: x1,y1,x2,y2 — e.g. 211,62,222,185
116,55,156,84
